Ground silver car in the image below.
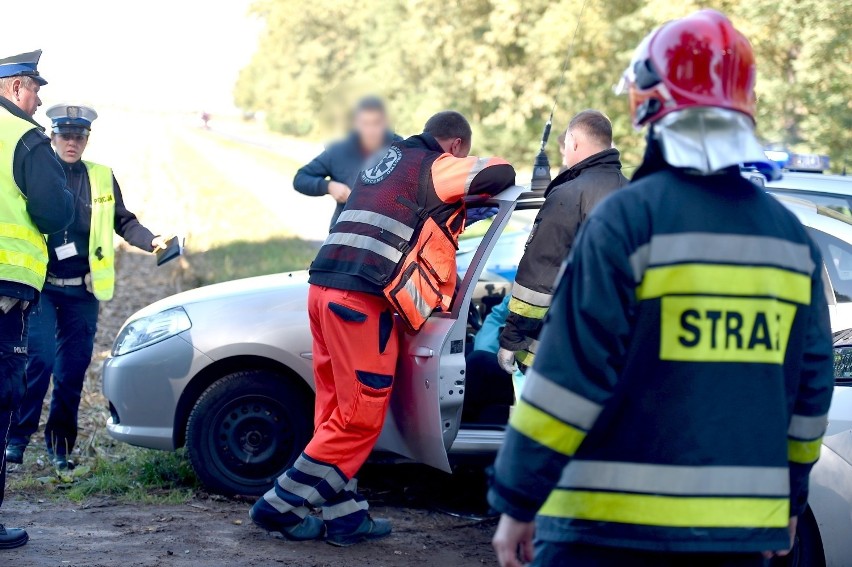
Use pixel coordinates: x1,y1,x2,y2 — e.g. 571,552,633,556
104,185,852,566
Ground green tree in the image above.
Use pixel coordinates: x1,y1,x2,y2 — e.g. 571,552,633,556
235,0,851,173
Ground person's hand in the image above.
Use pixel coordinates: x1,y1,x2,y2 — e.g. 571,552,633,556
152,236,168,251
465,206,499,227
492,514,535,567
328,181,351,204
763,516,798,559
497,348,517,374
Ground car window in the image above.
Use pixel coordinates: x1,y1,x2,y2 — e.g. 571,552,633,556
808,228,852,303
771,190,852,217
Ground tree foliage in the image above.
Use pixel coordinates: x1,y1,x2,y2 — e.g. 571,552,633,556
236,0,851,173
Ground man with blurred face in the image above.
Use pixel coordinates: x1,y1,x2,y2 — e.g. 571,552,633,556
6,104,167,472
293,96,402,230
0,49,74,549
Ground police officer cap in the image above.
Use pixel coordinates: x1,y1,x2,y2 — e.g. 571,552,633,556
0,50,47,86
46,104,98,136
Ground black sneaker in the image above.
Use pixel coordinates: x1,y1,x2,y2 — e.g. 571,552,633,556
326,516,392,547
49,453,70,471
249,503,325,541
0,525,28,549
4,445,24,465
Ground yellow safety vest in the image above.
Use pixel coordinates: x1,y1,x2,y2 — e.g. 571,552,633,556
83,161,116,301
0,112,49,290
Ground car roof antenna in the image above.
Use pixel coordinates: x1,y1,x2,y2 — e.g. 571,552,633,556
531,0,589,192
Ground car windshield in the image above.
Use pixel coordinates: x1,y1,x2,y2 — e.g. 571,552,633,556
771,189,852,217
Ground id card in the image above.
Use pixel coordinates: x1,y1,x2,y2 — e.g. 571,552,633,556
55,242,79,261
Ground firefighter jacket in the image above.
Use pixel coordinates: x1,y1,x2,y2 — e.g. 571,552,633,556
488,158,834,553
309,133,515,326
499,149,628,368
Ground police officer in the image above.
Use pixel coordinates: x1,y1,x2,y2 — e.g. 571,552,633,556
0,50,74,549
490,10,834,567
5,104,165,470
497,110,627,375
250,111,515,546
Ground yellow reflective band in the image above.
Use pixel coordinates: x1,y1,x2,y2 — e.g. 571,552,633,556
788,438,822,464
660,296,797,364
0,222,46,252
516,350,535,367
539,490,789,528
508,296,548,320
637,264,811,305
510,399,586,457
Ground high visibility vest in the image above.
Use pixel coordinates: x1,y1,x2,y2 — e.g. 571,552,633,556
0,112,49,290
83,161,116,301
310,140,508,331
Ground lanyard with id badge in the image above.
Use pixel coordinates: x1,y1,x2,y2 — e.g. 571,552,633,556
55,231,79,261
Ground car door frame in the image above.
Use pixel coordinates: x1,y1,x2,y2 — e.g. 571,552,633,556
376,185,528,472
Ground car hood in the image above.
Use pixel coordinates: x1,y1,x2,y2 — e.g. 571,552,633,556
129,271,311,321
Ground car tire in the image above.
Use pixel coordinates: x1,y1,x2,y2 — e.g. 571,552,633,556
186,370,313,496
772,508,825,567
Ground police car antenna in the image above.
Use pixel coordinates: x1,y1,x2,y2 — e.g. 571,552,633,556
531,0,589,191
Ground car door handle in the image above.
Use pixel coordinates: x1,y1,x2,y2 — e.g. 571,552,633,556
410,346,434,358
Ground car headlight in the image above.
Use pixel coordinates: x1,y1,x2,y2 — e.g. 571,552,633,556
112,307,192,356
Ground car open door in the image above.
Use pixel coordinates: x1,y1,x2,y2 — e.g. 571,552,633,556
376,186,527,472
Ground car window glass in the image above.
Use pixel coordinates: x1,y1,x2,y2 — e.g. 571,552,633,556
771,190,852,217
808,228,852,303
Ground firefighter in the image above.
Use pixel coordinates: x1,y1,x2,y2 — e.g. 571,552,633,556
293,96,403,230
5,104,166,470
489,10,833,567
497,110,628,375
251,110,515,546
0,50,74,549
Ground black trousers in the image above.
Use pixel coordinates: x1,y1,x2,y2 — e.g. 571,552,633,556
533,542,769,567
10,284,98,455
0,300,33,509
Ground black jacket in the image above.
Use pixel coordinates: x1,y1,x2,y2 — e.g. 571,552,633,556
46,160,156,278
293,130,403,229
0,97,74,299
499,148,628,364
490,159,833,552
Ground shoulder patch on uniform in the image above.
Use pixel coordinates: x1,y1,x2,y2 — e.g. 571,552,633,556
361,146,402,185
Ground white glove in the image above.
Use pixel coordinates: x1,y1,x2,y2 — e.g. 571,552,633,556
497,348,517,374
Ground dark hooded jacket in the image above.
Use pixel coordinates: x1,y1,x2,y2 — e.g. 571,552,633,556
499,148,628,366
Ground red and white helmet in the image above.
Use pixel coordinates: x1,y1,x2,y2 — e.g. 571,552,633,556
618,10,757,129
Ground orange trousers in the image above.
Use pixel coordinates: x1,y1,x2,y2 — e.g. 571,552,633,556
304,285,399,479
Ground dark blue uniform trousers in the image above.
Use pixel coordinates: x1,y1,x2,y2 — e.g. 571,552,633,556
9,284,99,456
533,542,769,567
0,300,32,508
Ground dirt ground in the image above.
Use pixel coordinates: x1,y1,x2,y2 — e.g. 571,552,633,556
2,497,496,567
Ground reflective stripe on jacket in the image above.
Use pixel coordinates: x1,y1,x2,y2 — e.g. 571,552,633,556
0,113,48,291
488,165,834,553
83,161,116,301
309,133,515,328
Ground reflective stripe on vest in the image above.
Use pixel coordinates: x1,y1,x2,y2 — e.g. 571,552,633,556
84,161,116,301
0,113,48,290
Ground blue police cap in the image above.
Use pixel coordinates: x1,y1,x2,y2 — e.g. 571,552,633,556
45,104,98,136
0,50,47,86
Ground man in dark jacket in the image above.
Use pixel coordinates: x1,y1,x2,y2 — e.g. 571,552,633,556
293,96,402,229
497,110,628,374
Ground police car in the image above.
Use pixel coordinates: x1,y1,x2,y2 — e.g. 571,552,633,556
103,184,852,567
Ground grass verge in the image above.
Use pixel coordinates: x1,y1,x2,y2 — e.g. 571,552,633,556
192,236,321,284
7,446,199,504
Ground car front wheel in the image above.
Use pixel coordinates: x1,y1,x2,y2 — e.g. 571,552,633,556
186,370,312,496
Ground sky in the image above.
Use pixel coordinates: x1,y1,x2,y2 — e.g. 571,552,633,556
1,0,261,115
